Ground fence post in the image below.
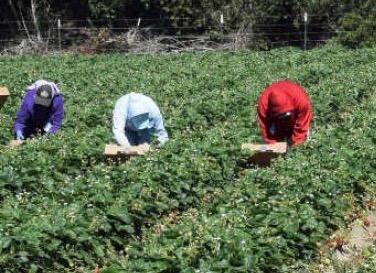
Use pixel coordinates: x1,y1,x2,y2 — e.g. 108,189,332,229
220,13,224,42
304,12,308,50
57,18,61,51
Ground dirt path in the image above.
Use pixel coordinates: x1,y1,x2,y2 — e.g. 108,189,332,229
307,211,375,273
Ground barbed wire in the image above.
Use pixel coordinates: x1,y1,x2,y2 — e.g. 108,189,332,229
0,25,336,33
0,13,356,24
0,16,371,53
1,24,370,35
0,29,370,44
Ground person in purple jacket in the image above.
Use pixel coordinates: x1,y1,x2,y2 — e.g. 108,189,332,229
13,80,64,140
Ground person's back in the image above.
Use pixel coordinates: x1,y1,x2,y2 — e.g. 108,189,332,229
13,80,64,139
112,92,169,147
257,80,313,146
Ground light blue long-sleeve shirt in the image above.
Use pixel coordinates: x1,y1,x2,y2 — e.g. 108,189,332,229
112,93,169,147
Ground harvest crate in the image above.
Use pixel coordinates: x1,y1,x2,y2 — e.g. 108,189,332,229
104,144,149,163
8,140,24,148
0,87,9,109
241,142,287,167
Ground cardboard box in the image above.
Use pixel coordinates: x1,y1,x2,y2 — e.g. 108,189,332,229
104,144,149,163
0,87,10,110
241,142,287,167
9,140,24,148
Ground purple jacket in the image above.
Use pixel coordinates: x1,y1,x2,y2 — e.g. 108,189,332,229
14,82,64,135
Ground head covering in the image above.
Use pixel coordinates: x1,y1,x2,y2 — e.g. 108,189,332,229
268,90,294,118
128,97,150,130
34,84,55,107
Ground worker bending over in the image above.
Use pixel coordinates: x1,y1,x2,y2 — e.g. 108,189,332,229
14,80,64,140
112,92,169,150
257,80,313,146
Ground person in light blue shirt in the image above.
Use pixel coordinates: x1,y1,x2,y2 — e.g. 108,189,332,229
112,92,169,148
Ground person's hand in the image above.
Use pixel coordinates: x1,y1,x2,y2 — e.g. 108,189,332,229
16,130,25,140
43,122,52,133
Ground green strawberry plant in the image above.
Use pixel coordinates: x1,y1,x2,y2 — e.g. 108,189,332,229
0,45,375,272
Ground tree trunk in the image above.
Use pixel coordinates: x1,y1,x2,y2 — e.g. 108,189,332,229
7,0,22,29
30,0,42,41
16,0,32,41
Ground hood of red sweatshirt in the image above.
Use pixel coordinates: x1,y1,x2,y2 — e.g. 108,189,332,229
268,89,295,118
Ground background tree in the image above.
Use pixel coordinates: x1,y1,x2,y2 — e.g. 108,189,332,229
0,0,374,50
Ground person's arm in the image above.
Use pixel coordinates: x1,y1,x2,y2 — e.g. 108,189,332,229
291,103,312,145
112,96,131,147
150,103,169,146
257,93,276,144
46,95,64,134
154,115,169,146
13,92,32,137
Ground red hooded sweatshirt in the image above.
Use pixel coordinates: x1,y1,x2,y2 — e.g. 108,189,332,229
257,80,313,146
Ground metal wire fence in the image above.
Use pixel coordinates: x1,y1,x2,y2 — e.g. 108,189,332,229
0,16,373,54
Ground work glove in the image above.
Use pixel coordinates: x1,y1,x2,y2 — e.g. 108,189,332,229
16,130,25,140
43,122,52,133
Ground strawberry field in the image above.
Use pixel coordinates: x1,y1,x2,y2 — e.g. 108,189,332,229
0,45,375,273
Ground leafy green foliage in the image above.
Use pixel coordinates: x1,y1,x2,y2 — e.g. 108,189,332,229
336,0,376,48
0,45,376,272
2,1,375,50
106,47,376,273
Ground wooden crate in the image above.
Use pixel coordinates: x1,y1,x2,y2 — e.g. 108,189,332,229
241,142,287,167
9,140,24,148
104,144,149,163
0,87,10,110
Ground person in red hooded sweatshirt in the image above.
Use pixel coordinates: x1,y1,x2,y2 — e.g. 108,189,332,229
257,80,313,146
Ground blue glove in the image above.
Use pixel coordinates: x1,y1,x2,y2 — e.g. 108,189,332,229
43,122,52,133
16,130,25,140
